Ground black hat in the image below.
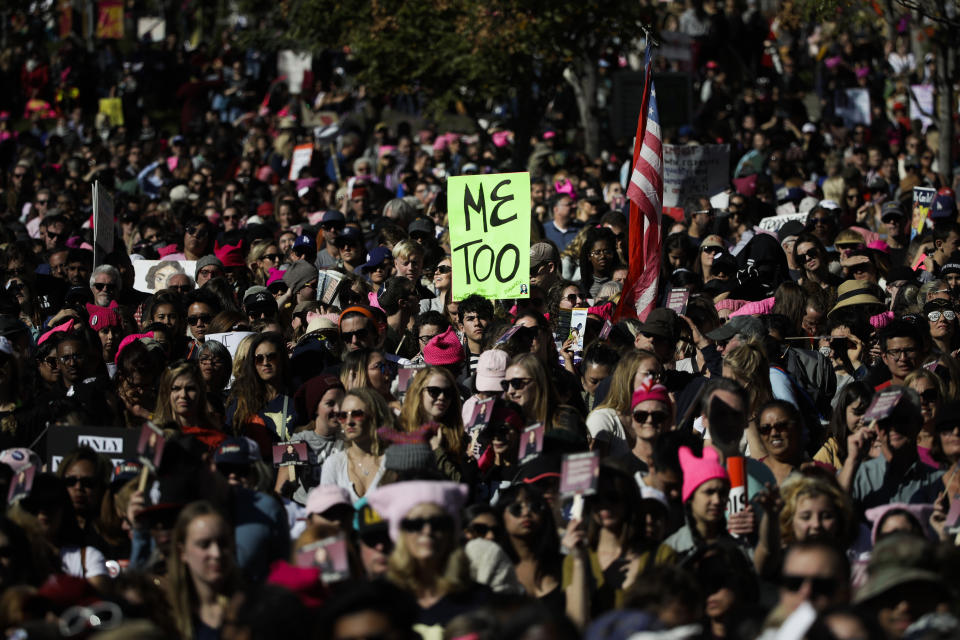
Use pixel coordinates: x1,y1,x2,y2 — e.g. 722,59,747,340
637,308,679,342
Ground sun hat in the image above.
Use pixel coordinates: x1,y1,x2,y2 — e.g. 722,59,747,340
828,280,884,317
679,446,729,503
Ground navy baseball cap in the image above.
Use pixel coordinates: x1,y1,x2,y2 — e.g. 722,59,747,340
214,437,255,465
293,235,315,249
336,226,364,245
931,192,957,220
321,210,346,225
111,460,143,489
360,247,393,272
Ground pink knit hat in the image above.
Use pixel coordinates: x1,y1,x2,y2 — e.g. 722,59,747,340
714,299,747,312
37,319,75,345
85,303,121,330
679,446,729,502
631,380,672,413
423,326,465,366
365,480,468,542
114,332,154,365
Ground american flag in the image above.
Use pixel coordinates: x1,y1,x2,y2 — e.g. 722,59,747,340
615,41,663,322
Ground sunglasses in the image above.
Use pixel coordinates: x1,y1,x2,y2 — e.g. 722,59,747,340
435,265,452,274
836,243,862,251
40,356,58,368
341,329,369,343
781,575,837,598
216,462,250,477
800,249,819,262
928,310,956,323
919,388,939,404
758,420,791,436
501,377,533,392
702,245,722,255
63,476,97,489
468,522,495,537
221,214,238,222
187,314,213,326
400,514,454,533
358,530,392,549
6,282,24,293
247,308,273,320
425,386,454,400
262,253,281,262
632,410,669,426
255,352,279,365
807,217,832,227
334,409,366,421
564,293,586,305
185,225,207,237
93,282,117,292
506,500,548,517
322,223,346,232
59,353,85,364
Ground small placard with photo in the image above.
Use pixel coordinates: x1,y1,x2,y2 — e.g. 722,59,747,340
137,423,166,470
7,465,35,504
665,287,690,315
295,535,350,582
569,307,588,352
520,422,545,462
559,451,601,497
863,389,903,422
273,442,309,467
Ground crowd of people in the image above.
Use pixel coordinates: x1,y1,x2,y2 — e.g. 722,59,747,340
0,1,959,640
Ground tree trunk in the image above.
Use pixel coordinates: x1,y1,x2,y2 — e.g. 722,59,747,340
936,38,954,189
564,56,600,159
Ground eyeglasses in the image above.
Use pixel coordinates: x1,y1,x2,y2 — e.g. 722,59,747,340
632,410,669,426
93,282,117,292
702,245,722,255
928,310,956,323
435,265,452,275
185,225,208,237
425,386,454,400
63,476,97,489
758,420,791,436
255,352,279,365
262,253,281,262
590,249,614,257
334,409,366,421
506,500,548,517
501,377,533,392
399,514,454,533
419,333,439,345
198,355,226,366
59,353,85,364
468,522,495,537
884,347,917,360
780,575,838,598
341,329,369,344
187,314,213,326
40,356,58,368
800,249,819,262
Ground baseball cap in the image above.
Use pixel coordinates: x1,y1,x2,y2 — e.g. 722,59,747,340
321,210,346,226
360,247,393,272
705,315,765,342
931,193,956,219
475,350,508,392
530,242,560,270
335,226,363,245
637,308,679,341
881,201,905,221
778,221,805,242
408,219,435,238
214,437,257,465
305,485,352,516
293,235,315,250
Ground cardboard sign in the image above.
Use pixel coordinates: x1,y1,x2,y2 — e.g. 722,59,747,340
559,451,601,496
910,84,935,132
758,212,808,233
519,423,545,462
7,465,35,504
273,442,308,467
289,143,314,181
569,307,588,352
294,535,350,582
204,332,256,362
98,97,123,127
318,270,344,305
47,426,140,472
662,144,730,208
96,0,123,39
448,172,531,301
913,186,936,237
92,181,115,266
835,88,871,127
665,288,690,315
132,260,197,293
863,388,903,422
137,423,166,471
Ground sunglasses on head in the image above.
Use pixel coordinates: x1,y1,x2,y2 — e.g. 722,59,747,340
633,410,669,426
187,314,213,326
400,514,454,533
334,409,366,421
63,476,97,489
501,378,533,392
425,386,454,400
781,575,837,598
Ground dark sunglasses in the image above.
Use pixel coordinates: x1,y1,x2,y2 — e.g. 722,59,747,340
701,245,722,255
807,217,832,227
500,378,533,392
919,388,939,404
93,282,117,292
40,356,58,368
359,530,392,549
322,223,346,232
564,293,586,305
255,352,279,364
435,265,452,275
185,225,208,237
247,307,273,319
334,409,366,421
468,522,496,537
800,249,819,262
425,386,454,400
781,575,837,598
187,314,213,326
506,500,549,517
400,514,454,533
836,243,862,251
216,463,250,477
262,253,281,262
632,410,669,426
63,476,97,489
758,420,791,436
341,329,369,343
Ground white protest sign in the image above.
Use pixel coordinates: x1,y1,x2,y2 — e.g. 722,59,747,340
910,85,934,132
132,259,196,293
289,143,314,180
204,331,256,388
92,181,115,265
836,88,871,127
663,144,730,208
277,50,312,94
759,213,808,233
660,31,693,70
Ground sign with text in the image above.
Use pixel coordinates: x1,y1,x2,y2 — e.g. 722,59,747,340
759,212,807,233
663,144,730,208
448,172,531,301
863,389,903,422
910,85,934,132
913,186,936,237
559,451,601,497
98,97,124,127
835,88,871,127
289,143,314,180
47,426,139,472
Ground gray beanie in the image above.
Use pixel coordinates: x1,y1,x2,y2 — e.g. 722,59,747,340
282,260,319,296
378,425,437,473
194,255,223,278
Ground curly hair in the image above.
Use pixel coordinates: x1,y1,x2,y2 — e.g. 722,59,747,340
779,475,854,547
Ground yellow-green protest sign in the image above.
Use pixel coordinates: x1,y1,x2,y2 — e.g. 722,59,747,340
98,97,124,126
449,172,531,301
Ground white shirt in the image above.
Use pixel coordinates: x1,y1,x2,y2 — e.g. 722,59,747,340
320,450,385,502
61,545,107,579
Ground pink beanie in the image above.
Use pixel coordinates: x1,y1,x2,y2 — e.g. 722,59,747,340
37,319,75,345
85,303,121,330
114,332,154,365
266,267,285,288
631,381,672,413
679,446,729,502
714,299,747,312
423,326,465,366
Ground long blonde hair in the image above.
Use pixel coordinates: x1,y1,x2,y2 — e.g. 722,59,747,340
399,367,464,454
167,501,239,640
152,361,218,430
387,525,470,598
509,353,552,426
596,350,659,414
344,388,394,456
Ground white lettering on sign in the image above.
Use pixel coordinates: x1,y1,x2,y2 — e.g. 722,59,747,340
78,435,124,453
